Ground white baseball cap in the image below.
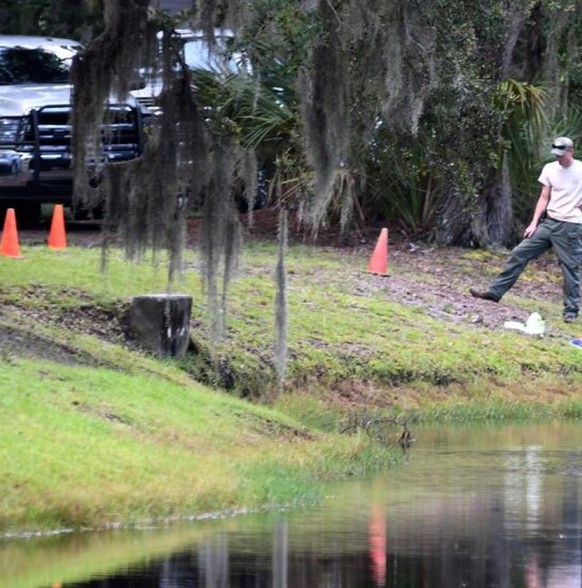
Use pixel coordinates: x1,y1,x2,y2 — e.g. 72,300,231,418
551,137,574,156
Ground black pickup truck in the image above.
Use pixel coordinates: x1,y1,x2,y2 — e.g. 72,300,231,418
0,35,150,223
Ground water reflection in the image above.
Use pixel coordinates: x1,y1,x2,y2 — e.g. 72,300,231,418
3,422,582,587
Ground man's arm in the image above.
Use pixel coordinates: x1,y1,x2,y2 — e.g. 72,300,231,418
524,184,550,238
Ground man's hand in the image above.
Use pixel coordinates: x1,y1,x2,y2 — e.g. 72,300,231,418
524,222,537,238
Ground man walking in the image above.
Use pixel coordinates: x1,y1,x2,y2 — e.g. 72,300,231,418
470,136,582,323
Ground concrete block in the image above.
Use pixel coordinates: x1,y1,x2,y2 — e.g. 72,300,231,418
130,294,192,358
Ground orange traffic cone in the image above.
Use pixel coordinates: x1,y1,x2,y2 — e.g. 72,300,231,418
367,228,388,275
0,208,22,258
48,204,67,250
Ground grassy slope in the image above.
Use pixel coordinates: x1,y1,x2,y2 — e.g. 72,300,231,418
1,357,389,533
2,242,582,532
0,246,396,534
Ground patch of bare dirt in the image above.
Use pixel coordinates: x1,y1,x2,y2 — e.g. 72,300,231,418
0,324,100,366
0,286,135,366
387,245,567,334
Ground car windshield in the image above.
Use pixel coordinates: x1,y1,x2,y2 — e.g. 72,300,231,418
0,45,78,84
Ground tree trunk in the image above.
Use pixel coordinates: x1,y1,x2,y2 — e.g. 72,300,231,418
473,155,515,248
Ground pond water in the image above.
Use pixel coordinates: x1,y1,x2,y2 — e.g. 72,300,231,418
3,421,582,587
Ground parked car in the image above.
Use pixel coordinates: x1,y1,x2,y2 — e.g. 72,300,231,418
0,35,151,223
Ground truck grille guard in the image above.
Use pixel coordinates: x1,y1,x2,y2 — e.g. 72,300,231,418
0,102,146,193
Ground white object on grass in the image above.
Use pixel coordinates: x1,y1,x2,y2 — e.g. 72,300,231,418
524,312,545,335
503,313,545,335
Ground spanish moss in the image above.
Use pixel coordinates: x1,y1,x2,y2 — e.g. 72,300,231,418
71,0,157,210
297,0,348,230
199,144,241,339
274,206,288,389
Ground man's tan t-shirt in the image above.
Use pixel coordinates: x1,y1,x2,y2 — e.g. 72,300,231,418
538,159,582,223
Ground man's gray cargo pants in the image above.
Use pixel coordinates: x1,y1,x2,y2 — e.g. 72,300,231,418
488,218,582,317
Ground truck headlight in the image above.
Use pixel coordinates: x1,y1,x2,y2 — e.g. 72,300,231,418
0,117,24,144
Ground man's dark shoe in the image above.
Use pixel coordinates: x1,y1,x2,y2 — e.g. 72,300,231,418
469,288,500,303
564,313,577,323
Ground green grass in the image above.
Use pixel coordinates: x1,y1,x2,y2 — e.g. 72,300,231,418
0,357,395,533
2,241,582,532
